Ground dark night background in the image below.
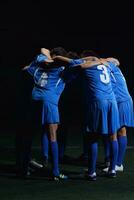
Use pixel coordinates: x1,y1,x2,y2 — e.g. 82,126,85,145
0,1,134,132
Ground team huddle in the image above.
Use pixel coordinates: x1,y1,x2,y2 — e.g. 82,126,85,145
18,47,134,181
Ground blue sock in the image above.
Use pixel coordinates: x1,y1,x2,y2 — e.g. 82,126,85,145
103,136,110,163
109,140,118,171
88,142,98,174
50,141,59,176
117,135,127,166
42,133,49,160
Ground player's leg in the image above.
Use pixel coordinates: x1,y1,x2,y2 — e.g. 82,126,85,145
47,123,68,180
85,101,101,181
102,134,110,167
48,123,59,177
87,133,98,181
116,99,134,171
41,130,49,167
116,127,127,171
42,101,68,180
102,129,126,173
108,133,118,177
106,100,119,177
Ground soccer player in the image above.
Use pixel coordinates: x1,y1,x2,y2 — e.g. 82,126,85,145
102,57,134,172
16,49,54,177
81,57,119,180
23,47,84,180
53,52,120,180
76,50,99,164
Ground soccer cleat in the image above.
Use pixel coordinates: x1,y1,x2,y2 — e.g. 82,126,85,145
115,165,124,172
53,174,68,181
102,167,109,172
29,160,43,169
87,172,97,181
107,170,116,178
103,164,124,173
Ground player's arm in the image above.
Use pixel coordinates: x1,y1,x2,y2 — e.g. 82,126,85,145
79,58,110,68
81,56,99,61
52,55,72,64
21,65,30,71
105,57,120,66
37,54,54,63
80,60,102,68
52,56,85,68
41,48,52,60
52,55,94,63
53,55,104,69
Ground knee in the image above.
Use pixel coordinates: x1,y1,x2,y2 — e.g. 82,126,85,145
110,134,117,141
118,127,127,137
50,132,57,142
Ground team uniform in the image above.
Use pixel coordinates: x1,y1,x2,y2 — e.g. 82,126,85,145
81,63,119,179
26,55,83,177
107,61,134,169
83,64,119,134
108,61,134,128
27,56,83,125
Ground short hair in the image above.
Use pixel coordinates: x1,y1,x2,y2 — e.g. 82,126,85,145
50,47,67,57
67,51,79,59
80,50,100,58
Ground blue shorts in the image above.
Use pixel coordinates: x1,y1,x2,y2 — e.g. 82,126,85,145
42,101,60,125
118,98,134,128
85,99,119,134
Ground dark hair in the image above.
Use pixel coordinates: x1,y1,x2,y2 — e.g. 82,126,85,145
80,50,100,58
50,47,67,57
67,51,79,59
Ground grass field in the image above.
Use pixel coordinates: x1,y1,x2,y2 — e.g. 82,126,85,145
0,127,134,200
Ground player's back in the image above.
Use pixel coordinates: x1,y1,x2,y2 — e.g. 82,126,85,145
82,64,115,101
108,61,131,102
32,66,66,104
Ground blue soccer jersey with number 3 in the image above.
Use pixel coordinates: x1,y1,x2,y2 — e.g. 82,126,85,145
83,64,115,101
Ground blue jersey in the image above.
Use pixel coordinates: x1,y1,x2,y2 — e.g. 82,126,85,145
26,57,83,105
108,62,131,103
32,67,66,105
27,54,48,76
82,64,115,101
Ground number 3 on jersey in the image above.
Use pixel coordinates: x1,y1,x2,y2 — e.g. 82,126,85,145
97,65,110,84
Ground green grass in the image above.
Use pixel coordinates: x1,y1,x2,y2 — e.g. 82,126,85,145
0,129,134,200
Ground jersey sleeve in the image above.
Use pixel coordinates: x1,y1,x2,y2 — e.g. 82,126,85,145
26,54,48,76
36,54,48,63
69,59,85,67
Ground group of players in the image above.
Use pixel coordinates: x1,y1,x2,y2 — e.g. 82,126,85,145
17,47,134,181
